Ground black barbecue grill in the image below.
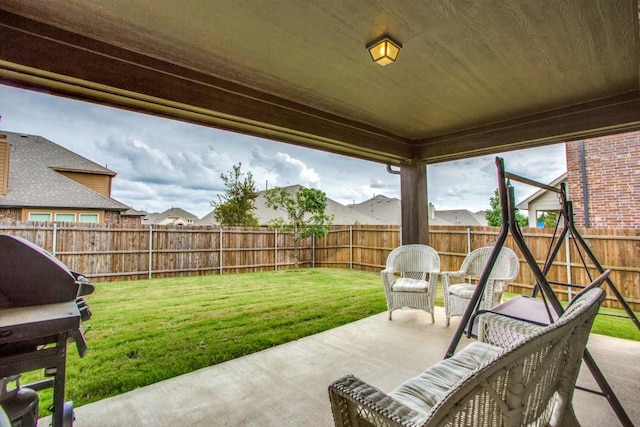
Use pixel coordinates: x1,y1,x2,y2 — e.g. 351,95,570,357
0,234,93,427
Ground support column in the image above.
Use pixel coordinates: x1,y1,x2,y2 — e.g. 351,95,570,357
400,161,429,245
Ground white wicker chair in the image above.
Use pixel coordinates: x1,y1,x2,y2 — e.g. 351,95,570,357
441,246,519,326
329,287,605,427
381,245,440,323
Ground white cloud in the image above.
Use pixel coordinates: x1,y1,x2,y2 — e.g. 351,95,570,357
0,84,567,218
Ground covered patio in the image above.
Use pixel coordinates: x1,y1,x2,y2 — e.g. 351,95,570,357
42,308,639,426
1,2,639,426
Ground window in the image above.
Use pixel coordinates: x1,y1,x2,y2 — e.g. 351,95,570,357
29,213,51,222
79,214,99,223
55,213,76,222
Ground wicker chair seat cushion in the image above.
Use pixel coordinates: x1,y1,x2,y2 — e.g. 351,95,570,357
391,277,430,293
447,283,476,299
388,342,504,422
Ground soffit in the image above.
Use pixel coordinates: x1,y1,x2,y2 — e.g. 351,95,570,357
0,0,638,165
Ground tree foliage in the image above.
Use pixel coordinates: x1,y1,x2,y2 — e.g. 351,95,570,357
211,163,259,226
264,186,334,270
485,189,528,227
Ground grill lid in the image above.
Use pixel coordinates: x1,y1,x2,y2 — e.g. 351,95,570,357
0,234,80,308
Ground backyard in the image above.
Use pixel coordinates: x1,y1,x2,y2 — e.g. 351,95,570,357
27,268,639,415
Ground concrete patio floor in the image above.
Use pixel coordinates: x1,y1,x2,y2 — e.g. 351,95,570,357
52,307,639,426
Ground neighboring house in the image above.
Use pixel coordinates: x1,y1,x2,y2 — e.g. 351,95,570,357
516,173,567,228
121,207,147,223
348,195,400,224
428,206,488,226
199,187,487,227
515,131,640,230
143,207,198,225
348,196,487,226
0,131,137,224
565,132,640,229
198,185,382,226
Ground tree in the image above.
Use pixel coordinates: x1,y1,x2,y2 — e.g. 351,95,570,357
264,186,334,270
211,163,259,226
485,189,528,227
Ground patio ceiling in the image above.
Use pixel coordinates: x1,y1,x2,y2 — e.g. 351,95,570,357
0,1,639,166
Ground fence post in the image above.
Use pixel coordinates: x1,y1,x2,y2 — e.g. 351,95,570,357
349,226,353,269
274,229,278,271
312,233,315,268
148,225,153,279
467,227,471,253
219,228,223,275
565,232,572,299
52,222,57,257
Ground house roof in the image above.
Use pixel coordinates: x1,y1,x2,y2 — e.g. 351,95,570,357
430,209,488,226
0,2,638,166
121,207,147,217
516,173,567,210
198,185,381,226
348,195,401,225
198,188,485,226
0,131,129,211
143,207,198,224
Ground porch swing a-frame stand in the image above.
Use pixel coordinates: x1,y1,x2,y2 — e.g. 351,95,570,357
445,157,637,426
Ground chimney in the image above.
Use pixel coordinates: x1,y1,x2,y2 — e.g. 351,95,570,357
0,134,9,196
428,203,435,220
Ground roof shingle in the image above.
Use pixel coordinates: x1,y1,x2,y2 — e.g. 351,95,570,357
0,131,128,210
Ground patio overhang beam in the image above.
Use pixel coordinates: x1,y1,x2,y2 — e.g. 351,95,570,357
416,91,640,163
0,11,413,166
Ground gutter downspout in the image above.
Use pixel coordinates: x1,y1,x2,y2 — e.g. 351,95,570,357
579,141,590,228
386,164,400,175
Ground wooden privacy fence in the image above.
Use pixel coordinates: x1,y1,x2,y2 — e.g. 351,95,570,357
0,221,638,310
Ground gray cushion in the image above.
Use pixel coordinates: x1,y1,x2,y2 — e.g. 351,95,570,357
448,283,476,299
388,342,503,422
391,278,429,292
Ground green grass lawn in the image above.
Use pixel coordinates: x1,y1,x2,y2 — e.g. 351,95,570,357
30,268,387,414
25,268,638,415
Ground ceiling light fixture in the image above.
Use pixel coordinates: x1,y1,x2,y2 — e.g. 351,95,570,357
366,35,402,66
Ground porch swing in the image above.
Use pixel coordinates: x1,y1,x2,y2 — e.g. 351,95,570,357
445,157,639,427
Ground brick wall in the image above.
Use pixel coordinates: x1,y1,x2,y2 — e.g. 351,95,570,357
566,131,640,229
120,215,143,225
104,211,121,224
0,208,20,221
103,210,142,225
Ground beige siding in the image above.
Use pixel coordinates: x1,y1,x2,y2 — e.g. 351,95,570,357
58,171,112,197
527,191,562,227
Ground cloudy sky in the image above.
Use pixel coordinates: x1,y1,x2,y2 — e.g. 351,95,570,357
0,84,566,218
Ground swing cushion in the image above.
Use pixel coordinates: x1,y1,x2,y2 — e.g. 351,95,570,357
447,283,476,299
329,288,605,427
387,342,503,420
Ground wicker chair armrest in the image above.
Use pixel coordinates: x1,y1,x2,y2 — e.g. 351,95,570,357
440,271,465,293
440,271,466,280
426,270,439,281
329,374,422,427
381,269,396,293
477,312,545,348
485,276,512,285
